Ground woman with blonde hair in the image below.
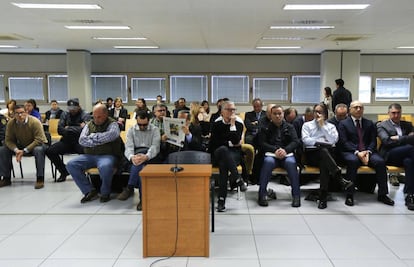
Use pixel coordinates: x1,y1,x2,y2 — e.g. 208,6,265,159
109,97,128,130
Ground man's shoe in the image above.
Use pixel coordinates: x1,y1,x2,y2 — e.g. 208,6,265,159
237,178,247,192
117,188,133,201
217,198,226,212
345,194,354,206
292,196,301,208
378,195,394,206
389,174,400,186
100,194,111,203
258,195,268,207
318,200,327,209
405,194,414,211
267,188,277,200
34,181,44,189
0,179,11,187
56,173,68,183
80,190,98,203
136,201,142,211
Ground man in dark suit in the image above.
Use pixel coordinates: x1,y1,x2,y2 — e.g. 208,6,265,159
338,101,394,207
244,98,266,148
377,103,414,210
332,78,352,111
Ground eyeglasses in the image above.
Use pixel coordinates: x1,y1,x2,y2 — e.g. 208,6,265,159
224,108,236,112
137,123,149,127
15,111,26,116
156,109,166,112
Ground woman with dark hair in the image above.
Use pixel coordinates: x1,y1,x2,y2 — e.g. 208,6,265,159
323,86,333,118
132,98,152,120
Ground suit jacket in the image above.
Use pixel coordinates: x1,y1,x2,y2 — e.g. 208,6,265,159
244,110,266,136
338,116,377,153
377,119,414,160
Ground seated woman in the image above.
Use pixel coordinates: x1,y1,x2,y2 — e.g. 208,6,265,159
109,97,128,131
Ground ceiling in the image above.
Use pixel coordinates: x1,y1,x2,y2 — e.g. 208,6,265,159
1,0,414,54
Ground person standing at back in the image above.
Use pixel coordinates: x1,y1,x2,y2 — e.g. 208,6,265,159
332,78,352,111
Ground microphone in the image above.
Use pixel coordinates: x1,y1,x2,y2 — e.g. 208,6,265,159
170,141,185,173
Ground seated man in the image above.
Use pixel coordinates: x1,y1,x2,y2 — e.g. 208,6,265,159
117,110,160,211
244,98,265,148
46,98,90,182
338,101,394,207
258,105,301,207
67,104,123,203
0,105,48,189
377,103,414,210
302,103,352,209
209,100,247,212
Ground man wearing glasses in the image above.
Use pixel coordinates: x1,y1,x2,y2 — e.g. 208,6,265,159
209,100,247,212
338,101,394,207
0,105,48,189
117,110,160,211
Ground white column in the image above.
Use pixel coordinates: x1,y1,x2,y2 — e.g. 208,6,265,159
66,50,92,112
320,50,360,101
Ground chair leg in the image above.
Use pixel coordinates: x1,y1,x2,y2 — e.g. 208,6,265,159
19,161,23,178
11,163,15,178
210,179,215,232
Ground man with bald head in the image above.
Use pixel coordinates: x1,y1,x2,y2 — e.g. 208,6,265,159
67,104,124,204
338,101,394,207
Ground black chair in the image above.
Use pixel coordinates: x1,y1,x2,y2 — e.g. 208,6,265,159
167,151,215,232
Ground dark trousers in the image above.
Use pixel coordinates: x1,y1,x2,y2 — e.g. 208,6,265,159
342,152,388,195
46,141,84,175
386,144,414,194
305,147,339,194
213,146,241,199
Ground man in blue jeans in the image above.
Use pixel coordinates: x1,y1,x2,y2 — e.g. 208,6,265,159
116,110,160,210
257,105,301,207
67,103,123,203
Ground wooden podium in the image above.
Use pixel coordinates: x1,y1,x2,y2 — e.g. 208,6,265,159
141,164,211,257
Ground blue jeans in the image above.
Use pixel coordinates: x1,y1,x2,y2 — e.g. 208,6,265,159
127,163,147,201
67,154,117,196
259,155,300,198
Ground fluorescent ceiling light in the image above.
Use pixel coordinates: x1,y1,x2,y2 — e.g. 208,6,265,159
270,25,334,30
0,45,18,48
11,3,102,9
283,4,370,10
396,46,414,49
262,36,305,40
93,37,147,40
114,46,159,49
65,26,130,30
256,46,301,49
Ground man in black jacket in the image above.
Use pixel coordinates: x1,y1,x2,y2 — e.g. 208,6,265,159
332,78,352,111
377,103,414,210
257,105,301,207
46,98,90,182
244,98,266,148
209,101,247,212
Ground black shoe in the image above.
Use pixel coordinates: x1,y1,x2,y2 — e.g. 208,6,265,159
345,194,354,206
217,198,226,212
405,194,414,211
318,200,327,209
267,188,277,200
0,179,11,187
292,196,301,207
100,194,111,203
137,201,142,211
378,195,394,206
231,177,247,192
258,195,268,207
56,172,68,183
80,190,98,203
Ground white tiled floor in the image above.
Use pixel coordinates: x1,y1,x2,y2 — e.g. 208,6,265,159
1,156,413,267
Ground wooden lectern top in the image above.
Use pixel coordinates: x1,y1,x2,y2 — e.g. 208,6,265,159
141,164,212,177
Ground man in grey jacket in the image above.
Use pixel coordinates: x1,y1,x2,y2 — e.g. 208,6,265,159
117,110,160,210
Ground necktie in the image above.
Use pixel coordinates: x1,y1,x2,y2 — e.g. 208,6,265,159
356,119,364,151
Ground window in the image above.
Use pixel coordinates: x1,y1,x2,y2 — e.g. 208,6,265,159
8,77,44,100
91,75,127,103
0,75,4,102
359,75,371,103
170,75,207,102
375,77,410,101
131,78,165,101
291,75,320,104
211,75,249,103
253,77,288,101
48,75,68,102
